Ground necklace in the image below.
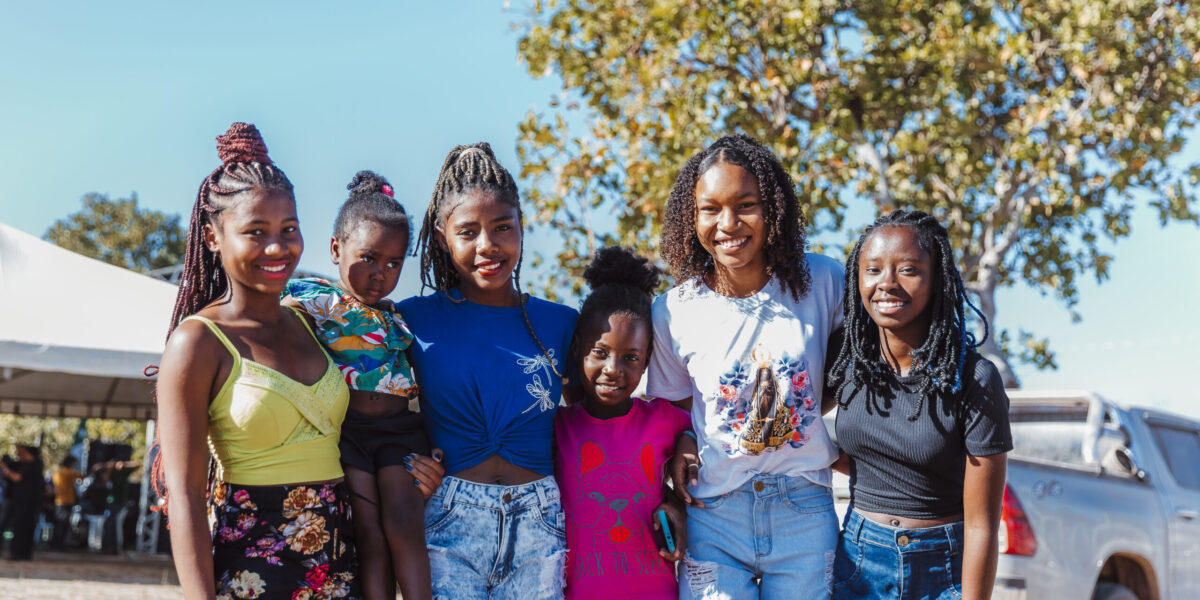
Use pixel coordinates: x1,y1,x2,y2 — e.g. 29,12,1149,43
442,288,568,384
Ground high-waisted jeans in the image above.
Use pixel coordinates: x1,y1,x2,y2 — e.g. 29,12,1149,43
832,508,965,600
680,474,839,600
424,475,567,600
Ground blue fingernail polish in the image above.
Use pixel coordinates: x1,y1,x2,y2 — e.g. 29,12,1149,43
404,463,413,471
413,479,421,486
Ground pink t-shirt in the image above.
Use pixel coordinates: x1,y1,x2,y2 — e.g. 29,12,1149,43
554,398,692,600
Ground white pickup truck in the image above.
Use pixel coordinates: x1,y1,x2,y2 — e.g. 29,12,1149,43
991,391,1200,600
829,390,1200,600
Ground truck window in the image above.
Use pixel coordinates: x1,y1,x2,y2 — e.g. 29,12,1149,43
1010,421,1089,466
1149,424,1200,490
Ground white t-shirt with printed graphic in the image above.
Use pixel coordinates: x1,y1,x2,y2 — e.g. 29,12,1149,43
647,253,845,498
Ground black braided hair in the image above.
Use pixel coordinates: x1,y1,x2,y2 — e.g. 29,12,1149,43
661,134,811,301
829,209,988,420
576,246,660,356
415,142,522,292
154,122,294,513
165,122,294,340
334,170,412,253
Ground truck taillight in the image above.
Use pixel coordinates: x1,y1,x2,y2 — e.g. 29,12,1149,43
999,484,1037,556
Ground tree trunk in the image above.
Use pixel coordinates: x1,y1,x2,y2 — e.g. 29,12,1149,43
973,280,1021,389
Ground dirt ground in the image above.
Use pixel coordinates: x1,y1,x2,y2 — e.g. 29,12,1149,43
0,550,183,600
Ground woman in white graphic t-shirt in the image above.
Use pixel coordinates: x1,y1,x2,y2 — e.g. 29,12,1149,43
647,134,845,600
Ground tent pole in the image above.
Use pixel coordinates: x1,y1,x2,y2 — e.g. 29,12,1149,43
135,418,159,554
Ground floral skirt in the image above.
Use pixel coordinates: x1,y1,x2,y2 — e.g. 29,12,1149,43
210,481,361,600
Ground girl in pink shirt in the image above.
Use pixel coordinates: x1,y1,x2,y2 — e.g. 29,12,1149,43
554,247,693,600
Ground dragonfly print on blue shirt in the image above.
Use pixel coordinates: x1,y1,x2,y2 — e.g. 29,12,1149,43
519,348,561,414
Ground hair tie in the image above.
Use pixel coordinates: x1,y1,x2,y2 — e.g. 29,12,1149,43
381,184,394,197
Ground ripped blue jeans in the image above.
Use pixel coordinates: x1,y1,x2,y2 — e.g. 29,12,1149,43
424,475,567,600
680,474,839,600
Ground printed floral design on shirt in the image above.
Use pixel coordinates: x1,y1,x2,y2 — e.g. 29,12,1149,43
712,343,819,456
285,278,419,399
519,348,561,414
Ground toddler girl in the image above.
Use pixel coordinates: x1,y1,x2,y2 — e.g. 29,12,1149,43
285,171,443,600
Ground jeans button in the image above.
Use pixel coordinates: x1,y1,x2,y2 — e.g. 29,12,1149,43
897,535,910,547
503,493,512,503
753,481,765,492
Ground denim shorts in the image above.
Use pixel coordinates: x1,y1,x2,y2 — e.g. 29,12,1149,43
424,475,567,600
681,473,839,600
832,509,964,600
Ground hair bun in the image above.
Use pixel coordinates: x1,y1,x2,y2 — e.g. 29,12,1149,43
455,142,497,162
216,122,271,165
583,246,659,295
347,170,392,197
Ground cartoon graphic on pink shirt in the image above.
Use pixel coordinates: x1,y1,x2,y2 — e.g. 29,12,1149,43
555,398,690,600
570,441,656,553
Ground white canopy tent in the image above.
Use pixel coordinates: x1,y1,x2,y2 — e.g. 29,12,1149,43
0,221,182,554
0,222,176,419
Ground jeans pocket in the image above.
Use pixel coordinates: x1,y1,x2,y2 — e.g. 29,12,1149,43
781,480,834,515
692,491,730,509
537,498,567,539
943,546,964,598
423,500,459,534
831,534,864,592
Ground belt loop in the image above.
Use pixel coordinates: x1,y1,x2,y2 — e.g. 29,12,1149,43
849,508,865,543
533,479,549,508
945,522,958,554
441,477,459,511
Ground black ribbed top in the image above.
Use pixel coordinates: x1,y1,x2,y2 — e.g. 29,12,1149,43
833,353,1012,518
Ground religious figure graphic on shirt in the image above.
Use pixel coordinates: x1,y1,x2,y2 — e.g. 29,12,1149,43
519,348,560,414
712,344,820,456
569,441,656,557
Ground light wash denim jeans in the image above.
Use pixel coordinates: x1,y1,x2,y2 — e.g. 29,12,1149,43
424,475,567,600
680,473,839,600
832,509,964,600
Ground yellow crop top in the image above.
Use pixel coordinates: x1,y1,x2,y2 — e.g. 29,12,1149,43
186,308,349,486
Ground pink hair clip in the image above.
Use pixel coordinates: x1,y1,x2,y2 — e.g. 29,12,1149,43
380,184,394,197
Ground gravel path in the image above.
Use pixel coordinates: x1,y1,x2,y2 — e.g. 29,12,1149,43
2,579,183,600
0,551,183,600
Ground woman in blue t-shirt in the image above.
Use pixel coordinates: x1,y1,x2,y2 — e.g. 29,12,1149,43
399,142,579,600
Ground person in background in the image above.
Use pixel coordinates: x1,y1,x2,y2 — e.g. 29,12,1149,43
50,455,84,549
0,445,46,560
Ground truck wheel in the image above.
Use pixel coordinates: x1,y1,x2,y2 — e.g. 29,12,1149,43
1092,582,1140,600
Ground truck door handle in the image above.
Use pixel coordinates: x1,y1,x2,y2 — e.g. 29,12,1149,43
1177,509,1200,521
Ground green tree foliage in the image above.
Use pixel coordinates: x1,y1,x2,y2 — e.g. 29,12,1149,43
516,0,1200,385
0,416,146,477
45,192,186,274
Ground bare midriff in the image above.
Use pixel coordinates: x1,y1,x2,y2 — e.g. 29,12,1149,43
857,508,963,529
454,454,543,486
347,389,415,416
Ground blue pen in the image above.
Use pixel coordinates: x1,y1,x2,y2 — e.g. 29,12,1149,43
656,508,676,553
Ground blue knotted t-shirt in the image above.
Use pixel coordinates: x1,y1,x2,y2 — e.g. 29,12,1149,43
399,291,577,476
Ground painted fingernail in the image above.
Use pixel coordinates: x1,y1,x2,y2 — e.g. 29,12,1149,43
404,463,413,471
413,479,421,486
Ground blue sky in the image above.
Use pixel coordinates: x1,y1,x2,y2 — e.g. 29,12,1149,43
2,2,1198,417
